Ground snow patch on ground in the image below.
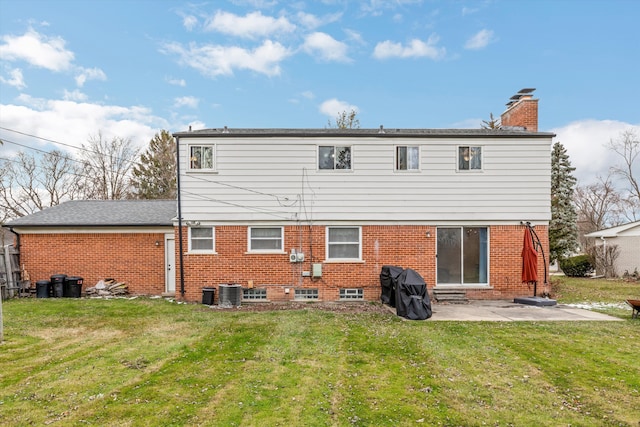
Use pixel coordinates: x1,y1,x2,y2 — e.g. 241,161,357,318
565,302,628,310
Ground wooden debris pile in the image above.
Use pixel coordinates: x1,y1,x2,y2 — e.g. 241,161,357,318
85,279,129,297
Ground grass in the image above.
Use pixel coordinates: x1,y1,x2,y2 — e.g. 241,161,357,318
0,278,638,426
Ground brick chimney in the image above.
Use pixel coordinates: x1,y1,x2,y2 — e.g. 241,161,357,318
500,88,538,132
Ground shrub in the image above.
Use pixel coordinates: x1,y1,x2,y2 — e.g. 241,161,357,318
560,255,594,277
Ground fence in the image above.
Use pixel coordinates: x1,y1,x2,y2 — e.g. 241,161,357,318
1,244,22,299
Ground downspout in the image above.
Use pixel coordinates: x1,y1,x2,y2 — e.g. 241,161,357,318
175,135,185,298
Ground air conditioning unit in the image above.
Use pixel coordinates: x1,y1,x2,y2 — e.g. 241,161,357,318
289,249,304,263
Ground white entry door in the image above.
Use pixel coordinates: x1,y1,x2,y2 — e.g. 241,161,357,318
165,234,176,294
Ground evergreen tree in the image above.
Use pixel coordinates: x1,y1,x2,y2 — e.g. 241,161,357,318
131,130,177,199
550,141,579,262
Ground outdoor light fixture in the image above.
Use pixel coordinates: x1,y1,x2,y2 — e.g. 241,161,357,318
426,231,431,238
155,240,160,246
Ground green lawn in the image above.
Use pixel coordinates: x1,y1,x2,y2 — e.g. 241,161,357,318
1,278,638,426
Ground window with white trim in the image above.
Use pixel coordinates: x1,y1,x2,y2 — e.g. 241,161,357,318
249,227,283,252
319,145,352,170
189,227,215,252
396,146,420,170
188,145,215,171
458,146,482,170
327,227,361,260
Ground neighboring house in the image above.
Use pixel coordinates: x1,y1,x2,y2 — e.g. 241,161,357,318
3,200,177,295
172,90,554,303
584,220,640,277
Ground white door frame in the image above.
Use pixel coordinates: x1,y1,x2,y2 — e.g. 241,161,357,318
164,233,176,294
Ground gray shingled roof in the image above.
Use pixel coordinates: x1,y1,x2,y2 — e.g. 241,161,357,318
5,200,176,227
174,127,555,138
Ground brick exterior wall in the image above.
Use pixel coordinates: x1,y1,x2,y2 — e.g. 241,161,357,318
176,224,549,303
500,98,538,132
19,232,167,295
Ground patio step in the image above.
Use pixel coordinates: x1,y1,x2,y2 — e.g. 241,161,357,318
432,289,468,303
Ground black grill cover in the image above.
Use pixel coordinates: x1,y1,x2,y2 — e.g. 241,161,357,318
380,265,404,307
395,268,432,320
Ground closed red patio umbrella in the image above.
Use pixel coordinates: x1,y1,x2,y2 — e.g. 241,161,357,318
521,226,538,285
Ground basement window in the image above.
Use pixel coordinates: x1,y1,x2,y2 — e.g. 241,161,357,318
295,289,319,300
243,288,267,301
339,288,364,300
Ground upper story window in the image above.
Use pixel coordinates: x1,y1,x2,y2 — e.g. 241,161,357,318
249,227,283,252
319,145,351,170
189,145,215,171
396,146,420,171
189,227,215,252
458,146,482,170
326,226,361,260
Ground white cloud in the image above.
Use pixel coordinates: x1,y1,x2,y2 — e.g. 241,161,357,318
0,68,26,89
0,96,172,154
62,89,88,101
167,77,186,87
296,11,342,29
205,10,296,39
302,32,351,62
175,96,199,108
319,98,358,118
301,90,315,99
551,120,640,185
161,40,292,77
182,15,198,31
0,29,74,71
465,29,496,50
74,66,107,87
373,35,445,60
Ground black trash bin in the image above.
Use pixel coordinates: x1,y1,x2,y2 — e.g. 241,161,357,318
65,276,83,298
202,287,216,305
36,280,51,298
50,274,66,298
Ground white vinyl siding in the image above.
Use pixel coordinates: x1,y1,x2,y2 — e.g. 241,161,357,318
178,136,552,223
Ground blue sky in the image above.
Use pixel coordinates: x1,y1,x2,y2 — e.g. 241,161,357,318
0,0,638,185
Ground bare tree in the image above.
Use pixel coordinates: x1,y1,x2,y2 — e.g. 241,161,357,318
79,133,140,200
328,109,360,129
608,129,640,215
0,150,83,221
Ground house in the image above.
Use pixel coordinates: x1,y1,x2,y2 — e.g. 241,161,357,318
584,220,640,277
3,200,177,295
173,89,554,303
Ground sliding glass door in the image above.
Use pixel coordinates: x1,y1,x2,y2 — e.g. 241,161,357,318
437,227,488,285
